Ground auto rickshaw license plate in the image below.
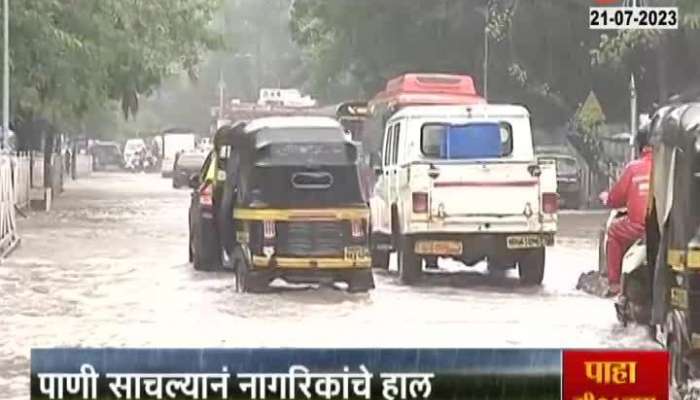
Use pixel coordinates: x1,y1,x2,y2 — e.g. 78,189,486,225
414,240,463,256
506,235,543,249
344,246,368,260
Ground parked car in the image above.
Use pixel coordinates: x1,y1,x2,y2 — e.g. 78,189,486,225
89,141,123,171
172,151,207,189
161,129,197,178
537,153,583,209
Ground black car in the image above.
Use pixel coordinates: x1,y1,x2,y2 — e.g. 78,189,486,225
172,151,206,189
537,153,583,209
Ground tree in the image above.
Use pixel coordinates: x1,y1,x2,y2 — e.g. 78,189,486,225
290,0,700,127
124,0,306,135
4,0,222,141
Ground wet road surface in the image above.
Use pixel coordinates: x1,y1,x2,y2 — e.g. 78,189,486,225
0,172,658,399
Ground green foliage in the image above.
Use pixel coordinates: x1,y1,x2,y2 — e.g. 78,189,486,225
289,0,603,124
115,0,306,136
289,0,700,127
5,0,222,132
591,1,700,76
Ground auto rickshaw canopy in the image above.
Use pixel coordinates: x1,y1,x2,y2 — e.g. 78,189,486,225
232,118,366,207
646,102,700,326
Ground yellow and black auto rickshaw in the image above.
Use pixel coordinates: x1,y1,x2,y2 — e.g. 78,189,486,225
227,117,375,293
627,102,700,393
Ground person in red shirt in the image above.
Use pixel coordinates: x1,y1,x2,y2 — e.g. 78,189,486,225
600,132,652,296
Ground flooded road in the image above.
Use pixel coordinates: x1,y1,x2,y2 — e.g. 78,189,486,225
0,172,658,399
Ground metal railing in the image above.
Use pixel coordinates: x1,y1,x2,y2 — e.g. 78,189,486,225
12,152,30,209
0,154,19,257
31,152,44,189
0,151,77,260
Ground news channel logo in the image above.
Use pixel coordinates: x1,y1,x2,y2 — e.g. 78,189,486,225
590,0,679,30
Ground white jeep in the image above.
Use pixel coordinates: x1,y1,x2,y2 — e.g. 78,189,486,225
370,104,558,285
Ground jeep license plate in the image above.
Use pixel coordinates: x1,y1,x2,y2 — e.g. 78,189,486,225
414,240,463,256
506,235,543,249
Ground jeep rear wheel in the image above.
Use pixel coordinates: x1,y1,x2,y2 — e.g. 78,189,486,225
518,248,545,286
398,236,421,285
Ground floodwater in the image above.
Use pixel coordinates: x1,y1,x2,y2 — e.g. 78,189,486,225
0,173,659,399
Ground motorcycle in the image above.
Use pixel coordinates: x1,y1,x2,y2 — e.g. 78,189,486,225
124,153,145,173
610,212,649,326
143,153,159,173
578,198,647,316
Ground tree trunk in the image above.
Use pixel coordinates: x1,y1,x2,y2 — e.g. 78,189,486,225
43,131,53,190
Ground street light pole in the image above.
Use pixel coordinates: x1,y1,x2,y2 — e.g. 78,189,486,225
629,73,638,161
483,15,489,101
2,0,9,150
218,68,225,119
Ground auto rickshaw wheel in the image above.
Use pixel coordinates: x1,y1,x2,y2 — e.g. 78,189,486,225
371,249,390,269
234,250,269,293
518,248,545,286
347,269,375,293
398,236,421,285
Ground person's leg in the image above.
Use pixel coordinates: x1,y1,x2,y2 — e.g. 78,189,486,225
606,218,644,293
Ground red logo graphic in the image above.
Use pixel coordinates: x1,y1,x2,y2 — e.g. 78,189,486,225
563,350,669,400
595,0,622,4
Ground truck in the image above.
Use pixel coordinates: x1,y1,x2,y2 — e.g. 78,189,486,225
160,128,197,178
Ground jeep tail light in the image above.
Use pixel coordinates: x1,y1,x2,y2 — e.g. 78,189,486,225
263,220,276,239
199,183,213,207
542,192,559,214
412,192,428,213
351,220,364,238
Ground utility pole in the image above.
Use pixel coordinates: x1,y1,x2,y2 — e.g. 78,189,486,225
218,68,225,119
2,0,9,150
483,17,489,101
